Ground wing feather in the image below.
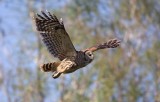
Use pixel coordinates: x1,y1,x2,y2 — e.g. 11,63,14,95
34,11,77,60
84,39,120,52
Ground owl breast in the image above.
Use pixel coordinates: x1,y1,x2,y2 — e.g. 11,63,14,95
75,51,93,68
64,51,93,74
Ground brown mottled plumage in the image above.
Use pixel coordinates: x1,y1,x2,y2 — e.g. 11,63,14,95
34,11,120,79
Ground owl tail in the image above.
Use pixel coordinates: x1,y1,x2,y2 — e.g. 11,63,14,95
40,62,60,72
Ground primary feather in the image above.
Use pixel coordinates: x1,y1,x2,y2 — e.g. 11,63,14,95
34,11,77,60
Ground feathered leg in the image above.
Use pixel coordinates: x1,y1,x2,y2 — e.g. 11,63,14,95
52,58,76,79
52,71,61,79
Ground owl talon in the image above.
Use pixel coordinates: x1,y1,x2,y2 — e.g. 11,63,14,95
52,72,61,79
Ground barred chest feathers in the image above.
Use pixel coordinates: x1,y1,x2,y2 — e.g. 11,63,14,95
75,50,94,68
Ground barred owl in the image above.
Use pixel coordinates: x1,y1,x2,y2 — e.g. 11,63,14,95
34,11,120,79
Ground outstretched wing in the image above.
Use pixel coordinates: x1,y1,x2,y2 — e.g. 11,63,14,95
34,11,77,60
85,39,120,52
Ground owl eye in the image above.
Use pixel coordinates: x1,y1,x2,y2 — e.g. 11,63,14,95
88,53,92,56
87,52,93,57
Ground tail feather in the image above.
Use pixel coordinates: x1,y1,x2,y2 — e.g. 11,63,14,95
40,62,60,72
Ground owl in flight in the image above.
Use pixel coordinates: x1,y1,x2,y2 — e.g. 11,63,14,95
34,11,120,79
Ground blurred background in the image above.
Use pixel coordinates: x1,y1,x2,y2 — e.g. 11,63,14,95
0,0,160,102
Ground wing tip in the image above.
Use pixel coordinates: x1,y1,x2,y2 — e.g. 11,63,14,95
35,10,60,22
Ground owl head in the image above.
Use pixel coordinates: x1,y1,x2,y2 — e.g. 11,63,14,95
84,50,94,63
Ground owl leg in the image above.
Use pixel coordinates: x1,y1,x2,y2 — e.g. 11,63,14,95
52,71,61,79
51,58,76,79
40,62,60,72
57,59,76,73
